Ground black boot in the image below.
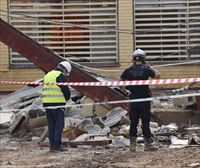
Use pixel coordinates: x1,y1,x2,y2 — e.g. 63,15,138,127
130,137,137,152
144,137,158,151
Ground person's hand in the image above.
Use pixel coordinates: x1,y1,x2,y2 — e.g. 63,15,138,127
70,104,77,112
66,99,77,112
67,99,77,112
121,86,130,97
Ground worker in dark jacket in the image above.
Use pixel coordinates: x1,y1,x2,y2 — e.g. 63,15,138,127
42,61,71,151
121,49,160,151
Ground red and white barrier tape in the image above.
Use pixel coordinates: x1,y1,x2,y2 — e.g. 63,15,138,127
0,77,200,86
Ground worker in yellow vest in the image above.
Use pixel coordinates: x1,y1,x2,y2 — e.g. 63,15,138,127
42,61,71,151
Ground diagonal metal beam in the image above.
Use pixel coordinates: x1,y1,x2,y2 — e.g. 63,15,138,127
0,18,129,111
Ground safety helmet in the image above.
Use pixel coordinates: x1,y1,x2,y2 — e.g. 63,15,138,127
58,61,72,75
132,49,146,61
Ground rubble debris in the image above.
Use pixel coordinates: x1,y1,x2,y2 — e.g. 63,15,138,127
0,81,82,113
118,125,130,137
38,139,112,148
85,124,110,136
0,84,42,111
188,134,200,145
62,124,85,141
171,82,198,95
0,111,12,124
102,107,128,127
170,135,188,145
37,126,48,143
154,123,178,142
79,96,111,117
63,139,112,147
111,136,129,148
9,115,25,136
0,77,200,150
92,117,105,128
180,125,200,136
9,98,46,136
172,97,196,109
74,134,90,141
187,163,200,168
169,135,188,148
0,122,10,135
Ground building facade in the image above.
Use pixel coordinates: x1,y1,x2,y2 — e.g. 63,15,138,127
0,0,199,94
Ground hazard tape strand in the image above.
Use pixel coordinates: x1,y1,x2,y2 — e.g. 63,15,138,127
45,92,200,109
0,77,200,86
0,92,200,113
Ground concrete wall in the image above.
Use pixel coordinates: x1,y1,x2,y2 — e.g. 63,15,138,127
0,1,199,94
97,0,134,79
118,0,134,69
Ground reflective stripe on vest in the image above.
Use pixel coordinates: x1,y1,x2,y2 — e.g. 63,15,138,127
42,70,66,103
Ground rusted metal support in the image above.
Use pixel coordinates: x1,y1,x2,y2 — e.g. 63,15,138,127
0,18,129,111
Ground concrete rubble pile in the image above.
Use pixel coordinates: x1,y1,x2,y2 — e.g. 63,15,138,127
0,78,200,149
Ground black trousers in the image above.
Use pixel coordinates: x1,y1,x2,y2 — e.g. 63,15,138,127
129,100,151,138
46,108,64,150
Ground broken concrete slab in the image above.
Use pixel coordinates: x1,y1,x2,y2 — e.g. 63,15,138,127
0,81,82,114
152,108,200,126
9,98,46,135
28,116,47,130
169,135,188,148
80,96,111,117
102,107,128,128
84,124,110,136
0,111,13,124
0,85,42,111
172,96,196,109
9,115,25,135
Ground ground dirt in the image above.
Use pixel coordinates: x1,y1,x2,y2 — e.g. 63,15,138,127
0,134,200,168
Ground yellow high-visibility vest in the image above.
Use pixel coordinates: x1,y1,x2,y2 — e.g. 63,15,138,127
42,70,66,103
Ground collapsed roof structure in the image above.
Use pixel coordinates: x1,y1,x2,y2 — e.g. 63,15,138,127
0,18,200,148
0,18,129,111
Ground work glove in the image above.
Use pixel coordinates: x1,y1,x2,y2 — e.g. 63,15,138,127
66,99,77,112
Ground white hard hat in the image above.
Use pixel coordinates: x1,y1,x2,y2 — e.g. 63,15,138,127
58,61,72,75
132,49,145,57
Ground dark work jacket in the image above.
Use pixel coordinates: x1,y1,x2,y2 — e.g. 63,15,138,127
43,67,71,107
121,64,155,98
